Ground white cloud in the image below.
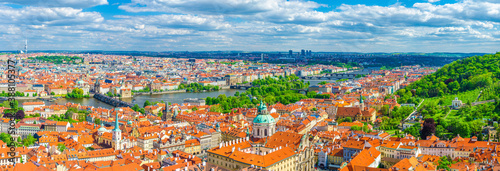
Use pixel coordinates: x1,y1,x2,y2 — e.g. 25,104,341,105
414,0,500,22
0,0,108,8
0,6,103,26
0,0,499,52
119,0,331,24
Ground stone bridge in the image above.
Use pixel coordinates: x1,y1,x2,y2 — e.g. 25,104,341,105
94,93,133,107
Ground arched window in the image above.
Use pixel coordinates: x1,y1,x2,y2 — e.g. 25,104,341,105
264,129,268,136
257,129,260,136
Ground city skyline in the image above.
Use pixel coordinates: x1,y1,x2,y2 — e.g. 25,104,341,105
0,0,499,52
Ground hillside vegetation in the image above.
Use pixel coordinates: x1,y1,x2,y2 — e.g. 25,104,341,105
398,52,500,102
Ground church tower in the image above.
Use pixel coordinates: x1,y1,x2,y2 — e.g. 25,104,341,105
112,110,122,150
359,94,364,110
162,102,169,121
252,100,276,139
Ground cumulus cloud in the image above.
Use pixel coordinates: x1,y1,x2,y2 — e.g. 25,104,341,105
414,0,500,22
0,0,499,52
0,0,108,8
119,0,321,15
0,6,103,26
119,0,332,24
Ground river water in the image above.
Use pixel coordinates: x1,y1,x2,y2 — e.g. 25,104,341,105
13,69,378,109
12,89,245,109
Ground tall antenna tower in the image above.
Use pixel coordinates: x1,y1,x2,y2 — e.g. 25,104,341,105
25,39,28,55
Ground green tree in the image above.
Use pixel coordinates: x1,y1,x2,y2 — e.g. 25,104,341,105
94,118,101,125
362,125,371,133
404,124,421,138
143,100,151,108
437,156,452,170
451,120,472,138
341,117,352,123
57,143,66,152
22,134,36,147
350,125,361,131
132,104,140,112
318,81,328,85
0,133,12,145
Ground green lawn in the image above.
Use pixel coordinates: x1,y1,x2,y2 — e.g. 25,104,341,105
385,129,399,135
425,111,447,121
419,89,481,109
445,110,461,121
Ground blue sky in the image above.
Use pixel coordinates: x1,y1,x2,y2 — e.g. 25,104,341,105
0,0,498,52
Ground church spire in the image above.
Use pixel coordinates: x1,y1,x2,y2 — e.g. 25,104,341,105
113,109,121,132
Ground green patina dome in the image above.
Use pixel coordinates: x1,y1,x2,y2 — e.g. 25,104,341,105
253,100,275,124
77,79,85,85
253,114,275,124
98,123,107,132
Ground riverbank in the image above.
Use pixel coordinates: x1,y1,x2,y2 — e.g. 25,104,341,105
2,89,245,109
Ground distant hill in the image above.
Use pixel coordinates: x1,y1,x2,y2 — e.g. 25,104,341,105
398,52,500,100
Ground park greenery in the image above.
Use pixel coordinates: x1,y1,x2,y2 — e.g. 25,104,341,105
205,75,313,113
66,88,89,98
47,107,90,123
0,91,32,97
28,56,83,64
379,66,394,70
394,53,500,140
0,133,36,147
0,100,24,119
318,81,329,85
132,87,150,93
130,100,166,115
181,83,220,92
306,91,331,99
379,106,414,130
398,52,500,99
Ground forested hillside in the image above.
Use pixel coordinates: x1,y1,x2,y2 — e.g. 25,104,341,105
398,52,500,102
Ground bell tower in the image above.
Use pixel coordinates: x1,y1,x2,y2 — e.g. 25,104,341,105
112,110,122,150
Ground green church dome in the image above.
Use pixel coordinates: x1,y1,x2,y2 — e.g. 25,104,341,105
253,100,275,124
253,114,275,124
98,123,107,132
